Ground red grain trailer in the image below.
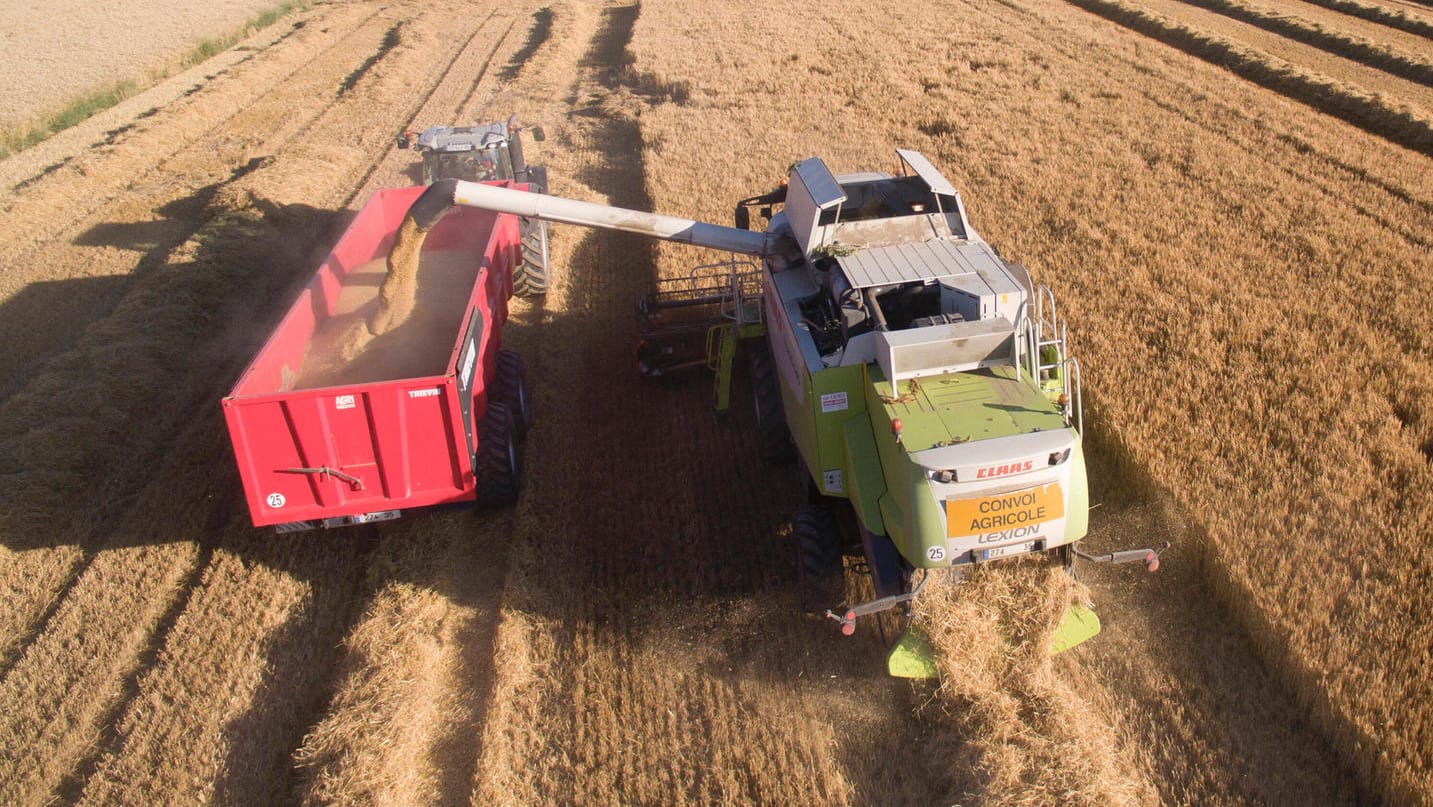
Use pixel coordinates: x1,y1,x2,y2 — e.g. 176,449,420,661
223,184,532,532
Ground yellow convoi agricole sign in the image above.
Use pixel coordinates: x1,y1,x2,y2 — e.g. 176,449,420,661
946,483,1065,538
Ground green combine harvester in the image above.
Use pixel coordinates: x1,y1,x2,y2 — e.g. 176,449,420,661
397,149,1165,676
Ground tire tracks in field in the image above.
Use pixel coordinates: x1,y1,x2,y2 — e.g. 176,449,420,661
1033,0,1433,334
1065,0,1433,155
0,14,311,195
345,9,514,202
835,0,1377,800
65,3,519,795
0,3,390,406
927,0,1418,798
1175,0,1433,88
957,0,1433,258
1022,0,1433,251
1300,0,1433,40
468,5,931,803
0,6,418,678
0,4,520,803
279,10,544,803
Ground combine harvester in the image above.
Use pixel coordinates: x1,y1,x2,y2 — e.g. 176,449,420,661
231,149,1163,674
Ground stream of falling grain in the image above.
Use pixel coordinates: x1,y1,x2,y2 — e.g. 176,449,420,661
294,245,475,389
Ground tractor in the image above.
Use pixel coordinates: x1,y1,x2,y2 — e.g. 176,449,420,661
385,151,1165,675
397,116,551,296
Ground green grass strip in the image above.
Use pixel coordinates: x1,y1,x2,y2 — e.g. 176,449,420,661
0,1,306,161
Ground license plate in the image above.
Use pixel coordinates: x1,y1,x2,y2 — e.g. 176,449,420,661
352,510,401,524
324,510,402,528
980,541,1035,561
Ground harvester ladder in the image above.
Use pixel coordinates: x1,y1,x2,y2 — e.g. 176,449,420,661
1028,284,1083,433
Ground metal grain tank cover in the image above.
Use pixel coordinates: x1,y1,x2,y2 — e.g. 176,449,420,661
838,239,999,288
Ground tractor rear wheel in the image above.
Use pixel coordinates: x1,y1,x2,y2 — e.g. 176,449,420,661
748,340,794,464
474,401,521,508
494,349,534,440
513,218,550,297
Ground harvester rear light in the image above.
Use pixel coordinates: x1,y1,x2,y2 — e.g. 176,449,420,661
931,469,956,483
1048,448,1071,466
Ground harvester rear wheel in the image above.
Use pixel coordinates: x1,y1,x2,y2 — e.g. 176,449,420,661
794,506,842,609
748,340,794,464
513,218,550,297
474,401,521,508
495,349,534,440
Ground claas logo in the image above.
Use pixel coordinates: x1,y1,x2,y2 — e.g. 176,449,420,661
975,460,1033,479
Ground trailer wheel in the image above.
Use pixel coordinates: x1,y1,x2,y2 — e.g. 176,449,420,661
748,340,794,464
495,349,534,440
475,401,521,508
513,218,549,297
794,506,842,608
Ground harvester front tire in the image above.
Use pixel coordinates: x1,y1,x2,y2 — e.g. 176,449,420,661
513,218,550,297
495,349,534,440
474,401,521,508
797,509,841,578
794,506,842,608
749,341,794,464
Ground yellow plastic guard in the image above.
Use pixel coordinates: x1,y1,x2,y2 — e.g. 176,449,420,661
887,629,939,679
1051,604,1102,655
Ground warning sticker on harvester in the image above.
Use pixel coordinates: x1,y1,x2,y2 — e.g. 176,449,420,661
820,391,848,413
945,483,1064,539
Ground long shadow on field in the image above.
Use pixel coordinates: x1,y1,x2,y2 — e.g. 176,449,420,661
0,181,348,639
0,173,377,802
499,7,554,82
0,185,346,554
472,6,965,804
1074,405,1364,804
0,276,130,403
0,158,270,409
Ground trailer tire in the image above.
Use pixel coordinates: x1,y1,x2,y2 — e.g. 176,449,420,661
748,340,794,464
474,401,521,508
514,218,549,297
495,349,534,440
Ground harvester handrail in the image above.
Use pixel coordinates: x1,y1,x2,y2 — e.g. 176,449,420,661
1066,355,1084,433
1036,283,1058,328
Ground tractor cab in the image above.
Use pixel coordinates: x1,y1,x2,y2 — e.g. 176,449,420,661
397,119,547,188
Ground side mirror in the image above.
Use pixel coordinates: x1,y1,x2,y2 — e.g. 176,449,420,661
734,206,750,230
396,131,411,149
530,126,546,142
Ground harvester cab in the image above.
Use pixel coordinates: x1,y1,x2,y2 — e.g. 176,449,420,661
390,149,1166,677
397,116,551,296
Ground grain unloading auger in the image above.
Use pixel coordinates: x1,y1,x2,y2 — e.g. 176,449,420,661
398,151,1167,677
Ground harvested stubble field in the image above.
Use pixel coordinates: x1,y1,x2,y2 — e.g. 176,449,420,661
0,0,1429,804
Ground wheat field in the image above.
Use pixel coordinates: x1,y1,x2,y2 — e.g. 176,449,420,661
0,0,1429,803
